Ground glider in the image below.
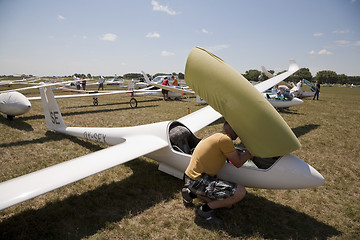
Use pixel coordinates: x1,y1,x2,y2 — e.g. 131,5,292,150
262,65,314,99
143,61,303,109
0,47,324,211
0,77,192,120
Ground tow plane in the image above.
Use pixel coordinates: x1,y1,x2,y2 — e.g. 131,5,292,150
0,47,324,211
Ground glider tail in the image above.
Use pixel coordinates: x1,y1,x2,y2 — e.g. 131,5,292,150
141,71,152,85
39,86,66,131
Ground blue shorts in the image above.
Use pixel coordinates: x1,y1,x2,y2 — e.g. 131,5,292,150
184,174,237,200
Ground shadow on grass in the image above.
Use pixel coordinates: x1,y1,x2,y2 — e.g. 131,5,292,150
0,158,340,240
292,124,320,138
64,97,163,109
0,131,103,151
0,159,182,240
17,104,158,122
277,108,302,115
0,116,34,132
194,193,341,239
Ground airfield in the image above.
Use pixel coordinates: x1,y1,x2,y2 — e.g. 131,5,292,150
0,85,359,239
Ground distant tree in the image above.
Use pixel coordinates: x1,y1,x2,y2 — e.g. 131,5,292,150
87,73,92,79
178,72,184,79
243,69,261,82
123,73,142,79
315,70,338,84
337,74,348,85
348,76,360,85
294,68,313,82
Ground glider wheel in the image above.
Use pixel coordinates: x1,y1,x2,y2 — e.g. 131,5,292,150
130,98,138,108
93,97,98,106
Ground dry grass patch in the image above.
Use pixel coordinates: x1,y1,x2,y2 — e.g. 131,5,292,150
0,86,359,239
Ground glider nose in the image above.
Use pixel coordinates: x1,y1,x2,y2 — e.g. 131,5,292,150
292,97,303,106
18,99,32,114
308,165,325,187
276,154,325,188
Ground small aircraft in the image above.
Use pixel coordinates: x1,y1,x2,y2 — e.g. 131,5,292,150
145,61,303,109
291,79,316,98
0,81,69,120
0,81,97,120
262,66,314,99
0,91,32,120
0,79,165,119
0,47,324,211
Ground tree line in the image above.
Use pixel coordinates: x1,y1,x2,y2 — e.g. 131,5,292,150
3,70,359,85
243,68,360,85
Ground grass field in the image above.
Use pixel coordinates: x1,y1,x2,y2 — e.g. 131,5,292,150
0,86,359,239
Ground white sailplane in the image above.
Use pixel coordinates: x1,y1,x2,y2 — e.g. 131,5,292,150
0,47,324,211
143,61,303,109
262,65,314,99
0,80,186,120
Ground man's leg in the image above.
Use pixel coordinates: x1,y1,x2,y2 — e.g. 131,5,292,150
208,185,246,209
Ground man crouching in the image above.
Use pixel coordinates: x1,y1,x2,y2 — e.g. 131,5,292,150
182,121,252,223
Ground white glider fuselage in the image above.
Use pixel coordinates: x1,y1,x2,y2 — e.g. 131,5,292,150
263,94,304,108
0,91,31,118
54,118,324,190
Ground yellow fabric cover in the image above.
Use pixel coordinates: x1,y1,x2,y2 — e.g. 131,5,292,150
185,47,300,157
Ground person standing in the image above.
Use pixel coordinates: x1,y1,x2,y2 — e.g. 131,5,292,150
313,80,320,100
98,76,105,91
162,77,170,100
172,76,178,86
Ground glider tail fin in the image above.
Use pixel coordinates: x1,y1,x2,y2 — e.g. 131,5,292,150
39,86,66,131
141,71,152,85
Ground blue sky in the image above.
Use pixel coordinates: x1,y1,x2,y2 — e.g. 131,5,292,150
0,0,359,77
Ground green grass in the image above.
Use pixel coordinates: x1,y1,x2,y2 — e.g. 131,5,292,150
0,86,359,239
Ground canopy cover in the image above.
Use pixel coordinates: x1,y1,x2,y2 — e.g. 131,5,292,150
185,47,300,157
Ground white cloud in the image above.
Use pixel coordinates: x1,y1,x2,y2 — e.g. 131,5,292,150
313,32,323,37
333,29,350,34
57,15,65,20
201,28,209,34
152,0,178,15
318,49,333,55
355,41,360,46
335,40,351,47
207,44,230,52
309,49,333,55
146,32,160,38
161,50,175,56
100,33,117,41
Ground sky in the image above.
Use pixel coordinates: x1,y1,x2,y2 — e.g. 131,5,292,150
0,0,359,77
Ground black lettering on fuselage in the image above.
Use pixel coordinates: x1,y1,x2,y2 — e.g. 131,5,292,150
50,111,60,124
83,131,107,144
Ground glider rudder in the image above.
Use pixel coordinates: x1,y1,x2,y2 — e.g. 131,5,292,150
39,87,66,130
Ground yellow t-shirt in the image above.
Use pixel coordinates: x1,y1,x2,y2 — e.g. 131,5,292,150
185,133,236,180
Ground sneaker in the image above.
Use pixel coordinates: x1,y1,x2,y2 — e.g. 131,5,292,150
197,206,222,224
181,188,194,208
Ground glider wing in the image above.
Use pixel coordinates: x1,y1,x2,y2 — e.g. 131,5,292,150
0,133,168,211
254,60,299,93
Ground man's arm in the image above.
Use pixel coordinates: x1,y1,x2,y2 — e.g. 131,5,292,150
226,150,252,168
